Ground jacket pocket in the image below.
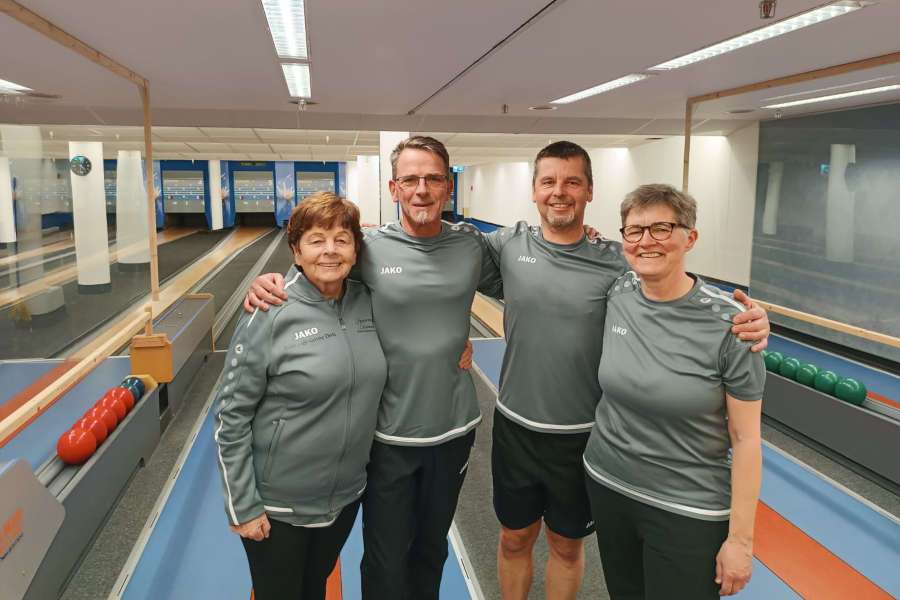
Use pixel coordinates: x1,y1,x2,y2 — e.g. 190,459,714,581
261,419,285,483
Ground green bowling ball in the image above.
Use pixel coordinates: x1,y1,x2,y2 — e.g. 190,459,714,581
778,357,801,380
763,351,784,373
795,363,819,387
122,376,145,397
813,370,839,395
835,377,867,406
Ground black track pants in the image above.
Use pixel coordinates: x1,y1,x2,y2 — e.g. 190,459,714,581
241,500,360,600
586,476,729,600
361,431,475,600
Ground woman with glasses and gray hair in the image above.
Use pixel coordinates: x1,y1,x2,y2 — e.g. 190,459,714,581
582,184,765,598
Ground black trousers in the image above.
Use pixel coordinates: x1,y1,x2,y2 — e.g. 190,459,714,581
241,500,360,600
585,476,729,600
361,431,475,600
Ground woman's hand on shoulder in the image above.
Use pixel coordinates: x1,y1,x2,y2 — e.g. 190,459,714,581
715,535,753,595
230,513,271,541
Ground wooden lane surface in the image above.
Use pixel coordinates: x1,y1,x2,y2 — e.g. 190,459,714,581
471,293,504,337
0,228,198,308
0,227,271,447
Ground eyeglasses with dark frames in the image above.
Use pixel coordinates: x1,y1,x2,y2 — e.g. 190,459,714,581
394,174,449,190
619,221,688,243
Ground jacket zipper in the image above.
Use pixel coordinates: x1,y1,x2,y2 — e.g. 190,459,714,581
262,418,285,482
329,298,355,511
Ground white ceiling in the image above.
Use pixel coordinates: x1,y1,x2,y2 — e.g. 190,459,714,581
0,0,899,136
1,125,660,164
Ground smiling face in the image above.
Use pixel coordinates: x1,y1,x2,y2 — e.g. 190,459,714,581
292,225,357,295
389,148,452,236
532,156,593,230
622,203,697,281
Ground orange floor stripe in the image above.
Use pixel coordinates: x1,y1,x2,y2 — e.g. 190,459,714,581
326,558,343,599
754,502,892,599
0,359,80,423
868,391,900,411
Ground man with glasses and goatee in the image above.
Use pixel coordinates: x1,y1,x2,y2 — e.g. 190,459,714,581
245,135,502,599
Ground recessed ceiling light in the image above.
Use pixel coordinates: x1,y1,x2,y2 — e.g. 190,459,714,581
727,109,755,114
645,137,664,140
551,74,650,105
261,0,308,60
528,105,558,111
761,83,900,108
0,78,32,95
282,64,312,98
648,1,869,71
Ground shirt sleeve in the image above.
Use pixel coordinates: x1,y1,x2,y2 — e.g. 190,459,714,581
476,229,504,299
720,334,766,401
213,308,274,525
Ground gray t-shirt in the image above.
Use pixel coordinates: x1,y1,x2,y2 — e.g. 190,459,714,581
583,272,765,521
484,222,627,433
357,221,501,446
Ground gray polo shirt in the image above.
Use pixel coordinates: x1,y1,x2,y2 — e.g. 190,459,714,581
357,221,501,446
484,222,627,433
583,272,765,521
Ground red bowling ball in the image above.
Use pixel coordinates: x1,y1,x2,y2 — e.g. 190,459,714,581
78,414,109,444
57,427,97,465
100,391,128,421
110,386,135,412
86,405,118,432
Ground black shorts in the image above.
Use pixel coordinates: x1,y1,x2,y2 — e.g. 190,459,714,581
491,409,594,539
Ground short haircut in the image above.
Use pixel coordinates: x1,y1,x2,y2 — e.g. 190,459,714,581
286,191,363,255
620,184,697,229
532,141,593,187
390,135,451,179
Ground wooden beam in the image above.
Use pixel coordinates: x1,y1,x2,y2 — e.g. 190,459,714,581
141,84,160,300
682,100,693,192
0,0,147,88
758,300,900,350
689,51,900,105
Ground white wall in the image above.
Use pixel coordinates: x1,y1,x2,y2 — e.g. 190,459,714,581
347,155,380,225
463,124,760,285
462,161,538,225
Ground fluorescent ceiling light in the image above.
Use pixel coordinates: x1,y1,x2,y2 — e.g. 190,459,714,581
761,84,900,108
261,0,308,60
551,74,649,104
0,78,31,95
649,1,868,71
282,63,312,98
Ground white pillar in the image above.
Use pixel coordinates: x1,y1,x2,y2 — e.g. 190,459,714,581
115,150,150,265
355,155,381,225
761,161,783,236
69,141,111,288
379,131,408,224
826,144,855,263
208,160,223,230
0,157,15,244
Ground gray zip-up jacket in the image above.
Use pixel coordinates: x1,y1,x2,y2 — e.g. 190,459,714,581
214,266,387,527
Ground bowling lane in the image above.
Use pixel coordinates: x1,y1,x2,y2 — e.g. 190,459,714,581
0,229,229,360
0,357,131,469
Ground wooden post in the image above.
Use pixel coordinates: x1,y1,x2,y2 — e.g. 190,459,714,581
141,84,160,300
682,100,693,193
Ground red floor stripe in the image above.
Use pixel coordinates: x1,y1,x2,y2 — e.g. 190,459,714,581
754,502,892,599
868,391,900,411
0,359,82,448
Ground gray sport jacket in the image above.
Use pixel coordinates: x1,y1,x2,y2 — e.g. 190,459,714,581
214,266,387,527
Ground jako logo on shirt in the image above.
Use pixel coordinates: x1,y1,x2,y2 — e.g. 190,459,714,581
517,255,536,264
611,325,628,336
380,266,403,275
294,327,320,340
